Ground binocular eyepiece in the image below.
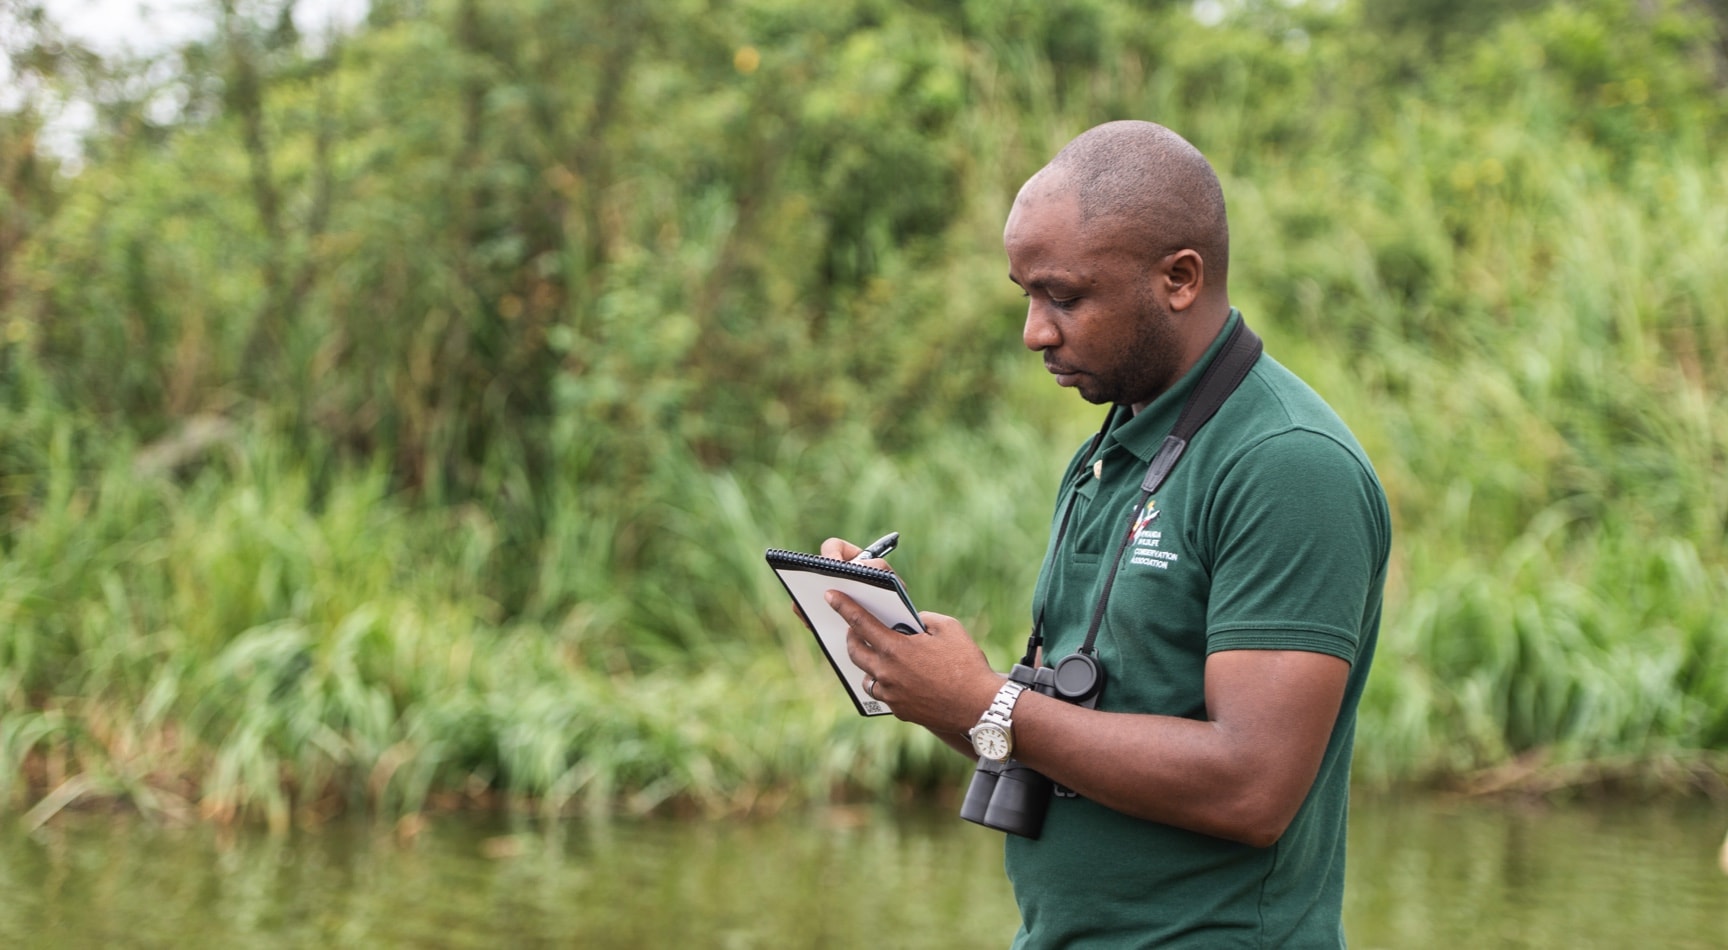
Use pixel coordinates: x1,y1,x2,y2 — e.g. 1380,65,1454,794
959,653,1102,839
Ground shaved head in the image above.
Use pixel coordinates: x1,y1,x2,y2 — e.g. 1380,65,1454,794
1026,120,1229,287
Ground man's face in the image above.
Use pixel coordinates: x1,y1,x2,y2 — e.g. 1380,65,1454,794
1004,184,1181,412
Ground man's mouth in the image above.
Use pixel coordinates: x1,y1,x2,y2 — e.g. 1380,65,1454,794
1045,360,1081,385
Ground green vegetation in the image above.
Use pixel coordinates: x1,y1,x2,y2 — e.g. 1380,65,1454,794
2,0,1725,827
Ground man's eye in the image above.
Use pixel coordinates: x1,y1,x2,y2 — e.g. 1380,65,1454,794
1051,296,1080,311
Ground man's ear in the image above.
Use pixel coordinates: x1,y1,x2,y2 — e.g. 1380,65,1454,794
1161,249,1205,312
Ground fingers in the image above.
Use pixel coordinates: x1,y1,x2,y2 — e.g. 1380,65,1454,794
917,610,962,636
831,591,892,678
820,537,861,561
824,589,868,628
821,537,894,573
828,590,896,640
830,597,996,732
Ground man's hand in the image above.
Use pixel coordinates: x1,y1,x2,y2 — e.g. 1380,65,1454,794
823,589,1002,740
787,537,893,628
819,536,888,570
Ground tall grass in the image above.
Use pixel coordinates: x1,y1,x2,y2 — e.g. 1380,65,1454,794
0,408,1066,825
1237,90,1728,790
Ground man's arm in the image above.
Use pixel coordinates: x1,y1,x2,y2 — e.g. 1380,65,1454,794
830,590,1347,848
1007,648,1347,847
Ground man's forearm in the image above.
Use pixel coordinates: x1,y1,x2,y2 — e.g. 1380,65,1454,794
1006,650,1350,847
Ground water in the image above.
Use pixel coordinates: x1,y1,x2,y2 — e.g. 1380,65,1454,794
1347,795,1728,949
2,795,1725,947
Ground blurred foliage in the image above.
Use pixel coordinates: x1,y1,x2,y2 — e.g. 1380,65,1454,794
1,0,1726,823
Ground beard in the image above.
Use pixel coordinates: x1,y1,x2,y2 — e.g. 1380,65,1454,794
1078,290,1183,409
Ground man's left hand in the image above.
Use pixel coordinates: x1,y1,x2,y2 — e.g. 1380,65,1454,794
825,590,1001,736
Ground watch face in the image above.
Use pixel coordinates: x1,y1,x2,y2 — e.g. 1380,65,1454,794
971,724,1011,762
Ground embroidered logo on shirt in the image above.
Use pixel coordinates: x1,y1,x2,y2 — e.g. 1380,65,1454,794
1130,498,1180,571
1131,498,1160,542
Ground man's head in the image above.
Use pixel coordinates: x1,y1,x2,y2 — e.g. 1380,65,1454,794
1005,121,1231,412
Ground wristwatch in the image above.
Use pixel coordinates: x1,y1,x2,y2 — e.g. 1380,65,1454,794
969,680,1029,762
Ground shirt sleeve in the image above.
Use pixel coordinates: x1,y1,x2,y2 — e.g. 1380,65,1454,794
1200,426,1390,664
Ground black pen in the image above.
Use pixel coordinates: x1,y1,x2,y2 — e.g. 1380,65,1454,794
852,531,900,562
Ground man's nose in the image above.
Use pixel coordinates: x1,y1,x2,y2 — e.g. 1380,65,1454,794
1023,305,1059,351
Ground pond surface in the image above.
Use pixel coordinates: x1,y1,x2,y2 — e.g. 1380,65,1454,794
2,794,1726,947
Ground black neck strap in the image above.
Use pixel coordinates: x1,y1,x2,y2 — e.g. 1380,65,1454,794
1025,318,1264,664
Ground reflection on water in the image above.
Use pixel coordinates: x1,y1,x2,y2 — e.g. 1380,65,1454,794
1,795,1724,948
0,804,1016,948
1348,795,1728,949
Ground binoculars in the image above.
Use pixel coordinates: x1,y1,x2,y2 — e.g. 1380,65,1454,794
959,652,1103,839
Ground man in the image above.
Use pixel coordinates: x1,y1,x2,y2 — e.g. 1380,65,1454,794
823,120,1390,947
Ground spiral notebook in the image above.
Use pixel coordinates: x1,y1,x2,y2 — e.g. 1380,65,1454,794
765,548,925,716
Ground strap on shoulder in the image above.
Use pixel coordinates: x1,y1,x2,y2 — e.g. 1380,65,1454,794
1139,319,1263,495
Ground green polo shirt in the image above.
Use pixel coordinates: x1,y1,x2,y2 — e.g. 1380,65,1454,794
1006,310,1391,949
